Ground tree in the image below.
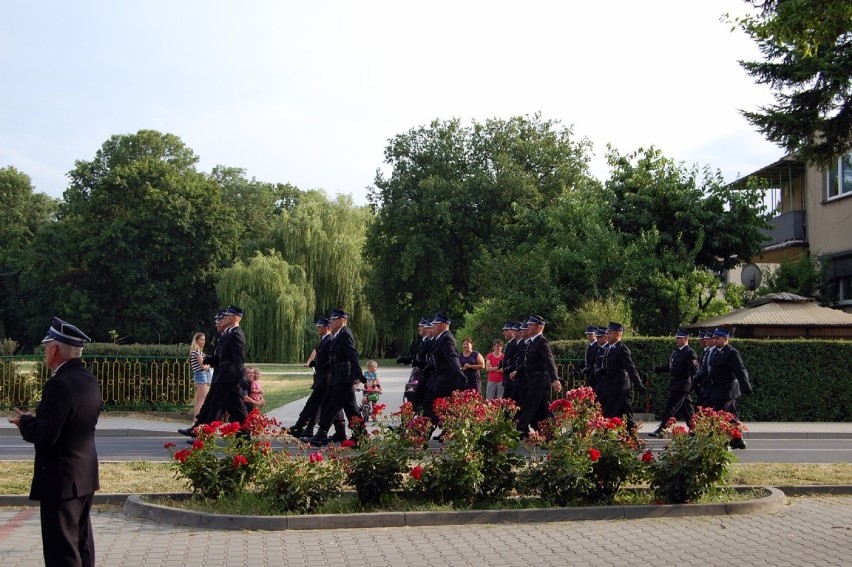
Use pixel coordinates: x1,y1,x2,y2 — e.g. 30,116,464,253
216,252,315,362
759,253,829,301
367,115,595,349
0,167,57,340
19,130,240,345
732,0,852,167
210,166,302,260
250,190,378,357
604,147,770,333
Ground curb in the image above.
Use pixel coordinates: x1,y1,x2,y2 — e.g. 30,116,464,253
119,487,788,531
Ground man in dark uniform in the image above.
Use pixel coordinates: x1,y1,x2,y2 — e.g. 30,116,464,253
499,321,518,399
287,318,333,439
511,322,535,405
179,305,248,435
581,325,600,391
10,318,101,567
308,309,363,447
649,328,698,437
423,313,467,425
515,315,562,437
693,330,715,407
590,327,608,400
398,317,429,406
707,328,752,449
411,318,436,414
600,322,646,434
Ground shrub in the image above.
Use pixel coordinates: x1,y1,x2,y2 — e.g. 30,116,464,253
409,390,523,505
260,450,346,514
342,405,423,505
647,407,744,503
520,387,645,505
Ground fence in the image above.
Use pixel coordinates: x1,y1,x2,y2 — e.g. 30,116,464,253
0,355,194,410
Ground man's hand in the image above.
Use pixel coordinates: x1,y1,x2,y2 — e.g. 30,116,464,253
8,407,31,428
551,380,563,394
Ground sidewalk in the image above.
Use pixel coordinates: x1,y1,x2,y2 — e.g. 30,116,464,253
3,366,851,438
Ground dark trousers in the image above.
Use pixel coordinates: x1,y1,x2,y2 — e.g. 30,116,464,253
656,389,695,429
316,382,360,433
515,373,552,435
40,493,95,567
297,385,328,425
600,390,636,430
195,381,247,425
710,397,740,421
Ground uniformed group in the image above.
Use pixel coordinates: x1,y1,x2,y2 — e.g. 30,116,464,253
397,313,563,439
287,308,368,447
642,327,752,449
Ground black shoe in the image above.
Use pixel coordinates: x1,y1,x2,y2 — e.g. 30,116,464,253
309,434,330,448
647,430,663,438
178,427,196,438
730,437,747,450
330,433,347,443
287,427,303,438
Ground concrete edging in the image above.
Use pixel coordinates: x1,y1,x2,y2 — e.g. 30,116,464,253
121,486,788,531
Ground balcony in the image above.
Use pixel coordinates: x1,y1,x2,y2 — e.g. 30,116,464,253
764,210,806,249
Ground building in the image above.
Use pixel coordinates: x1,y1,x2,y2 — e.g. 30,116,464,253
728,151,852,312
687,293,852,339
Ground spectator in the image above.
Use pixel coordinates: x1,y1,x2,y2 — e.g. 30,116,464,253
189,332,211,420
243,367,266,411
485,339,505,399
460,337,485,394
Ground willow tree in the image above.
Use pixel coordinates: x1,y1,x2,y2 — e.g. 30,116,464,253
261,190,379,356
216,252,315,362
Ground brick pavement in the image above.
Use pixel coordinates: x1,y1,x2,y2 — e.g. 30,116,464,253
2,496,851,566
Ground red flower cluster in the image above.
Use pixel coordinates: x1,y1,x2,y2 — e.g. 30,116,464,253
174,448,191,463
548,398,575,415
192,440,205,450
641,450,654,462
403,416,435,447
340,439,357,448
219,422,243,437
242,408,282,437
163,442,176,449
309,451,324,463
410,465,423,480
588,447,601,462
371,403,386,419
232,454,248,468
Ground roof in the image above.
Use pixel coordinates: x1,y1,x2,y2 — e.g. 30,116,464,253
688,294,852,328
728,154,806,189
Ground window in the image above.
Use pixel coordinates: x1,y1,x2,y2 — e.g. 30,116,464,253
839,275,852,305
827,151,852,199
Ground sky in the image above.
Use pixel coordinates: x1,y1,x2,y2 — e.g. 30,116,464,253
1,1,782,205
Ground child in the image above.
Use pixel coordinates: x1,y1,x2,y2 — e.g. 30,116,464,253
361,360,381,408
243,367,266,411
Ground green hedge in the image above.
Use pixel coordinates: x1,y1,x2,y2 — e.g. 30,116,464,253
552,338,852,422
31,342,190,358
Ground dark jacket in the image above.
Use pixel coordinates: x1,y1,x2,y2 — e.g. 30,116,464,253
654,345,698,393
312,333,332,388
328,325,362,385
431,330,466,391
523,334,558,383
205,326,246,385
707,344,753,401
602,341,642,395
19,358,102,501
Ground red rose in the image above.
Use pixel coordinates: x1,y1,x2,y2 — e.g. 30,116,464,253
192,440,205,450
411,465,423,480
340,439,357,448
163,442,176,449
309,452,324,463
232,454,248,468
641,450,654,462
174,449,190,463
611,417,623,426
588,447,601,462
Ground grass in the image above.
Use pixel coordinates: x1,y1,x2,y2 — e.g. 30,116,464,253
2,462,850,498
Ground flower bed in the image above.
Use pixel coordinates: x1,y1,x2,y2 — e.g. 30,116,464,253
165,390,747,514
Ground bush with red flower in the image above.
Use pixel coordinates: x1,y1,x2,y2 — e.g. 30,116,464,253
260,449,346,514
519,387,646,505
164,409,280,499
340,402,425,505
647,407,745,503
409,390,523,505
